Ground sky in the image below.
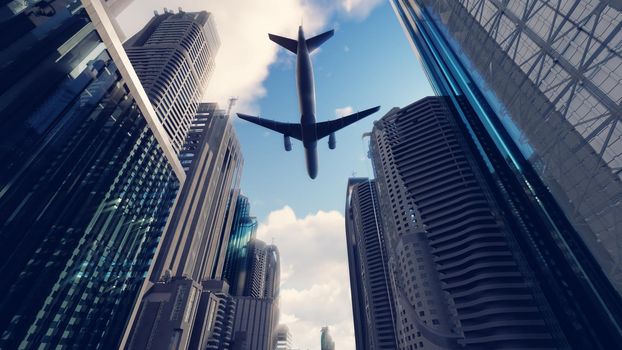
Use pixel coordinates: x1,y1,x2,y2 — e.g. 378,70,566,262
119,1,433,349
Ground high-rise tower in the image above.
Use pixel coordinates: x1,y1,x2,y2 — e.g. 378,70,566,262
150,103,243,283
126,104,243,349
0,1,183,348
370,97,565,349
320,327,335,350
391,1,622,346
125,10,219,153
345,178,397,349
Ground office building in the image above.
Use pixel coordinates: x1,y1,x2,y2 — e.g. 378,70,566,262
125,10,219,154
345,178,397,349
127,104,243,349
127,279,237,350
229,297,278,350
150,103,243,283
391,1,622,346
274,324,293,350
0,1,184,348
243,239,280,299
370,97,564,348
222,195,258,296
229,239,280,349
320,327,335,350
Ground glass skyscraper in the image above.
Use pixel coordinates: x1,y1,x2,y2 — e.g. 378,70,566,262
391,0,622,347
222,195,258,296
0,0,183,348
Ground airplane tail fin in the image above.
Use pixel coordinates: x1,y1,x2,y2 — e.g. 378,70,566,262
306,29,334,53
268,34,298,54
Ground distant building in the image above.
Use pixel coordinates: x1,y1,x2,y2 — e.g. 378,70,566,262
0,1,182,348
222,195,258,295
125,10,219,154
320,327,335,350
370,97,564,348
229,238,280,349
244,239,281,299
274,324,293,350
190,280,237,350
345,178,397,349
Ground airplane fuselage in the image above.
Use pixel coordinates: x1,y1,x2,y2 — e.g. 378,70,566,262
296,27,319,179
237,26,380,180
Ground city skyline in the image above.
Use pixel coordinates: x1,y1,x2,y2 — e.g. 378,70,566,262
2,1,620,349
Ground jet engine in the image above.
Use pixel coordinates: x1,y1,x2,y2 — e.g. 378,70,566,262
284,135,292,151
328,133,336,149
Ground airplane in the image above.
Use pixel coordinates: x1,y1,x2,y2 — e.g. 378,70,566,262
237,26,380,179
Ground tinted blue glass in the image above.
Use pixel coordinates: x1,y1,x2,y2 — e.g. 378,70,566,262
0,1,179,348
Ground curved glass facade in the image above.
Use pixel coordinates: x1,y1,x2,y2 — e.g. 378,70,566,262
222,195,258,296
391,0,622,347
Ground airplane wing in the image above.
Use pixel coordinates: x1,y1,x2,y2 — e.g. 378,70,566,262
237,113,303,141
314,106,380,140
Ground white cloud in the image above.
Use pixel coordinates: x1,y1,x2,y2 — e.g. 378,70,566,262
257,207,355,350
117,0,382,114
335,106,354,118
340,0,384,19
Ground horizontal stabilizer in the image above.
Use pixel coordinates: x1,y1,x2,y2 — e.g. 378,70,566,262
237,113,302,140
268,34,298,54
306,29,334,52
315,106,380,140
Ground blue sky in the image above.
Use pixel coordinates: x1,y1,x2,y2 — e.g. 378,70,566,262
237,3,432,221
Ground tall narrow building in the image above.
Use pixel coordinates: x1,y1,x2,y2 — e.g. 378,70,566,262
150,103,243,283
345,178,397,349
320,327,335,350
124,10,219,153
0,1,183,348
370,97,565,349
126,104,243,349
391,1,622,347
230,239,280,350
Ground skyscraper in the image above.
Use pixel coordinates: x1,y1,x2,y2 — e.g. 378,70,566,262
244,239,281,299
150,103,243,284
391,1,622,346
125,10,219,154
231,297,279,350
370,97,565,349
223,195,259,295
126,104,243,349
345,178,397,349
320,327,335,350
274,324,293,350
0,1,183,348
230,239,280,349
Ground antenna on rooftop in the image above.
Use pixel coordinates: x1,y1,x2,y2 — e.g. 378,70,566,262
226,97,238,117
